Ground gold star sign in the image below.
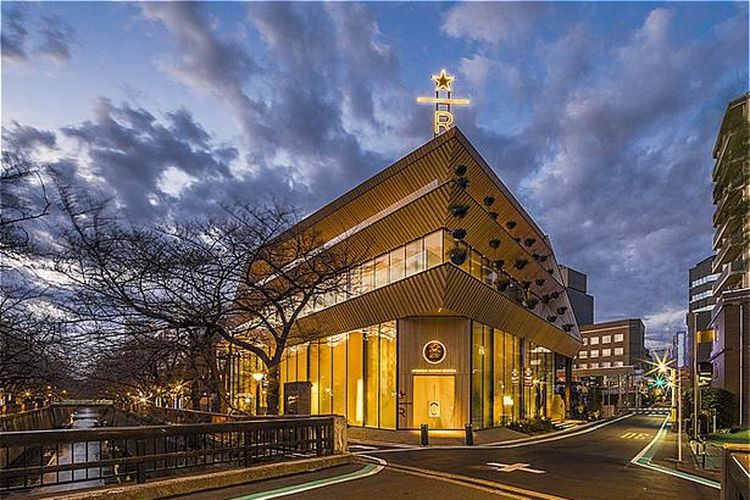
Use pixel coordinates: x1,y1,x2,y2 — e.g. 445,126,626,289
431,68,455,91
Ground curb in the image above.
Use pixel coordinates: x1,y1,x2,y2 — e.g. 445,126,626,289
50,454,353,500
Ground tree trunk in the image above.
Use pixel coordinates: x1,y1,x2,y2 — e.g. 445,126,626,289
190,381,202,410
266,363,281,415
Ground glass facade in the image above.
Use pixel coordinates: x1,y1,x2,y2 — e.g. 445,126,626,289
470,321,523,429
278,321,397,429
524,342,554,418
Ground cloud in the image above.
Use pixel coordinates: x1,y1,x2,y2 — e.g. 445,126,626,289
36,16,75,64
2,122,57,154
441,3,545,46
1,7,29,64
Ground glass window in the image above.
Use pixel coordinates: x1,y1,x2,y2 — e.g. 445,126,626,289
374,254,389,289
309,342,320,414
361,260,374,294
482,258,494,286
493,329,507,425
425,231,443,268
602,335,611,344
471,250,483,280
347,330,364,426
379,322,397,429
365,327,379,427
614,347,624,356
349,266,361,297
614,361,624,367
614,334,624,342
389,246,405,282
590,362,599,368
579,351,588,359
579,363,587,369
405,239,424,277
471,322,493,428
319,341,332,414
601,362,611,368
332,336,347,417
590,350,599,358
602,348,611,357
590,337,599,345
583,338,589,346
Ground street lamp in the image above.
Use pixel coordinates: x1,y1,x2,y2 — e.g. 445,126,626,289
252,372,265,415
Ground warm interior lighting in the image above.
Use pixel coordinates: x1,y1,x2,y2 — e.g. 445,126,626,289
411,368,456,374
252,372,265,382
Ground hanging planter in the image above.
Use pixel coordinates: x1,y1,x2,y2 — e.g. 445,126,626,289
547,315,557,323
521,280,531,290
513,237,522,244
541,294,551,304
532,253,541,261
514,258,528,270
550,291,560,299
483,196,495,206
524,238,536,247
488,211,498,220
506,220,517,229
539,255,548,262
453,164,468,176
556,306,568,315
524,297,539,310
546,267,554,274
489,239,501,249
450,246,467,266
535,278,545,287
493,259,505,269
449,204,469,218
562,323,574,332
497,277,511,291
452,228,467,240
455,177,469,189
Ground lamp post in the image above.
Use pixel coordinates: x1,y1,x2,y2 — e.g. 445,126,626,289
252,372,265,416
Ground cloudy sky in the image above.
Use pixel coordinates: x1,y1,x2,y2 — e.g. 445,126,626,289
2,2,747,348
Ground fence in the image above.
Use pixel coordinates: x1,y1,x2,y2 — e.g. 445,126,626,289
0,416,335,493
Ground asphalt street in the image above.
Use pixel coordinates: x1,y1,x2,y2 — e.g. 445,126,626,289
177,414,720,500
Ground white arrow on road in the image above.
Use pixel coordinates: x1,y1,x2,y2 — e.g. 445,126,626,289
486,462,546,474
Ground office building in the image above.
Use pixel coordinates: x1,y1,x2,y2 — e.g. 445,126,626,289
560,266,594,326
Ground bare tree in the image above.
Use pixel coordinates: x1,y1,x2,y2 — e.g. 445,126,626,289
52,186,356,414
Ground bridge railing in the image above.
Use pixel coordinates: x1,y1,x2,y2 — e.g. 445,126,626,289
0,416,336,493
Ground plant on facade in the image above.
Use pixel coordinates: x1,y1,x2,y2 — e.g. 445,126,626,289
556,306,568,315
483,196,495,206
524,297,539,310
514,258,528,270
547,315,557,323
450,246,468,266
521,281,531,289
562,324,573,332
524,238,536,247
452,228,467,240
493,259,505,269
497,277,511,291
489,239,501,249
535,278,545,287
488,211,498,220
449,204,469,218
455,177,469,189
506,220,517,229
453,164,468,176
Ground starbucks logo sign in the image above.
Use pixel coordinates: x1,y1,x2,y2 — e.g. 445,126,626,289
423,340,447,364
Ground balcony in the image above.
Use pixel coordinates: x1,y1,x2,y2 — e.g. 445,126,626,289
714,230,747,270
713,213,744,250
712,183,744,226
713,258,748,295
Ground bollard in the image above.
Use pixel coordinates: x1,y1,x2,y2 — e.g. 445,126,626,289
420,423,429,446
465,423,474,446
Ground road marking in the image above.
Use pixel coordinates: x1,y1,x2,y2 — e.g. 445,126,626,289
629,414,721,490
487,461,546,474
357,413,634,454
349,445,377,451
620,432,649,440
231,459,385,500
360,456,567,499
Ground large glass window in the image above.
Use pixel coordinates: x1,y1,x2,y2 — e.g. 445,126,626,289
471,322,493,428
347,330,364,426
365,327,380,427
470,250,483,280
374,254,389,288
379,322,397,429
332,336,347,416
405,239,424,277
309,342,320,414
361,261,374,294
389,246,405,282
319,341,332,414
424,231,443,268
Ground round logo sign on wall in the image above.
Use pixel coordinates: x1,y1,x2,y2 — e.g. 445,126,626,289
423,340,447,364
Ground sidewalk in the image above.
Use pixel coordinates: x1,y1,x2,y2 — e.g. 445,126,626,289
648,425,721,485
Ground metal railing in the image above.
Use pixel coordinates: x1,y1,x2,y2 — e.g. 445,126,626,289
0,416,334,492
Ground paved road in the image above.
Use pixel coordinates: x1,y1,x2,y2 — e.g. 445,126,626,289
180,414,719,500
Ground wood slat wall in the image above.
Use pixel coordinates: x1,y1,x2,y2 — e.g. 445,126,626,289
398,316,470,429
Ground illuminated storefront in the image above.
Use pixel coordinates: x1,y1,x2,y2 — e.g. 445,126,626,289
227,73,582,431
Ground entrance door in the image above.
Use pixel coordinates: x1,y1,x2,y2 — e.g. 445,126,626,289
412,375,456,429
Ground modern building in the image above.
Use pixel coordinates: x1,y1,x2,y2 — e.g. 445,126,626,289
559,266,594,326
710,93,750,426
687,256,718,392
226,127,583,431
572,319,646,382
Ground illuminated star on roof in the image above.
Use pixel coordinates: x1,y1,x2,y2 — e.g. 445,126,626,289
431,69,455,91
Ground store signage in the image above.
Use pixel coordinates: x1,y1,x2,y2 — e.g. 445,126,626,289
416,69,470,136
428,400,441,418
422,340,447,364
